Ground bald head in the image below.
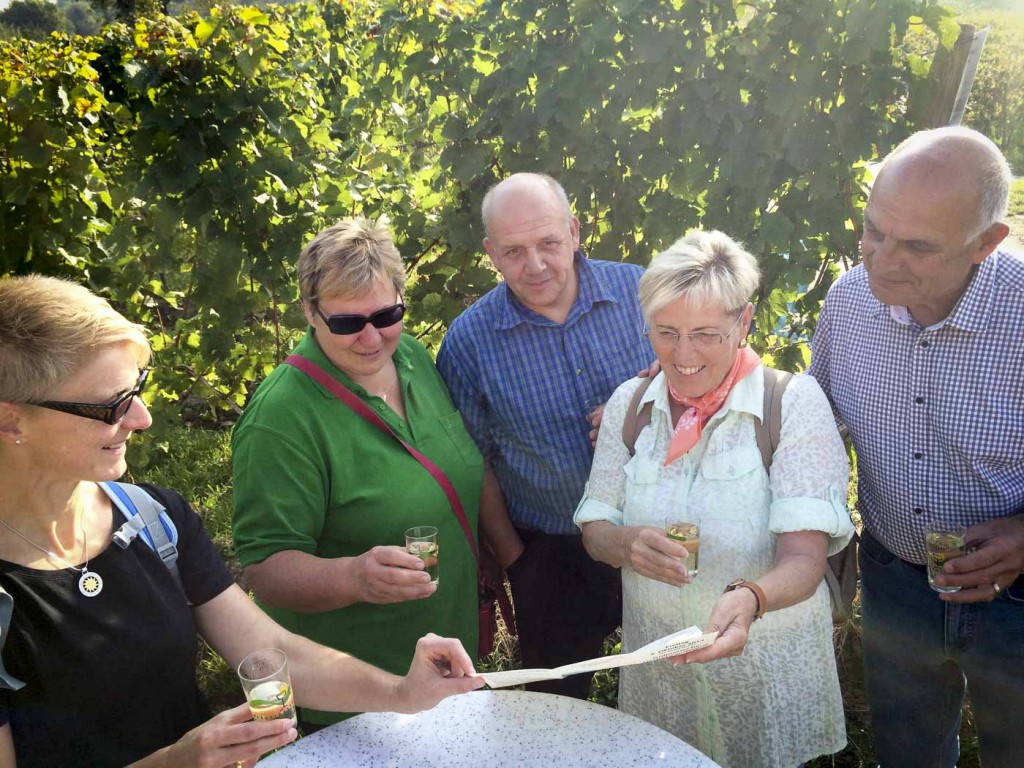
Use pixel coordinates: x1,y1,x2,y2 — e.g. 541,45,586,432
878,127,1012,238
860,127,1011,326
481,173,573,238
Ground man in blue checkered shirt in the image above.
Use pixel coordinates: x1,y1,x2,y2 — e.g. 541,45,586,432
437,173,655,699
810,127,1023,768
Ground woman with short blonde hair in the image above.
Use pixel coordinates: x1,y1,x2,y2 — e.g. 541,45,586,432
638,230,761,321
0,275,149,403
0,274,481,768
297,217,407,304
576,230,854,767
233,217,492,733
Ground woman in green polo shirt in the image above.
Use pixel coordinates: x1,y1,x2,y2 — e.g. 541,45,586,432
232,218,484,732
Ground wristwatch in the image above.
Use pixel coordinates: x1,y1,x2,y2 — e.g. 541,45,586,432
724,578,767,621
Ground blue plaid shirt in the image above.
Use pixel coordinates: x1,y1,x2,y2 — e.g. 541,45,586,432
809,252,1024,563
437,254,655,534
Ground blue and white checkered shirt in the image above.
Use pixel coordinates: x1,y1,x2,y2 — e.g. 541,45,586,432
437,253,655,534
809,252,1024,563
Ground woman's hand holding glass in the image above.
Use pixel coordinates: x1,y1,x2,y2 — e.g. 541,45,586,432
154,702,296,768
352,545,437,604
624,525,693,587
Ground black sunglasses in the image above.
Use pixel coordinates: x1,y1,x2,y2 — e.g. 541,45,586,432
30,368,150,425
313,302,406,335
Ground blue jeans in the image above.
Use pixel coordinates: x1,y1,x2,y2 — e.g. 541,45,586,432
859,528,1024,768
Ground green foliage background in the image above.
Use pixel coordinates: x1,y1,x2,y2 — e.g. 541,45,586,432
1,4,1007,764
0,0,74,39
2,0,955,464
961,6,1024,170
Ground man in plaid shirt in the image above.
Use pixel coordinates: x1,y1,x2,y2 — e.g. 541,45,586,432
810,127,1023,767
438,173,654,698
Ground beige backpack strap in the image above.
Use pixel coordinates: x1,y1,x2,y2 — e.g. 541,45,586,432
757,366,856,623
621,377,655,457
755,367,794,472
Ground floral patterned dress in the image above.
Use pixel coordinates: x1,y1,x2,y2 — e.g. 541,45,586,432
575,367,854,768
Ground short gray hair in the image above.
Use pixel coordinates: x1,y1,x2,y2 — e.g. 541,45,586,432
639,231,761,322
0,275,150,403
481,173,573,239
882,126,1012,238
297,218,407,304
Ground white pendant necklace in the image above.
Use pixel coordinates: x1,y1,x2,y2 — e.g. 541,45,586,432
0,516,103,597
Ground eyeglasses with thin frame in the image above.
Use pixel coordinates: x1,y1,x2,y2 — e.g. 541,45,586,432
313,302,406,336
645,312,746,351
30,368,150,425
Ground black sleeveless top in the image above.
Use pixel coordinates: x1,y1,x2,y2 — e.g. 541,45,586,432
0,485,235,767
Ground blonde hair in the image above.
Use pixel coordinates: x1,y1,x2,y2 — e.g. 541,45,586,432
297,218,407,304
0,275,151,403
639,230,761,321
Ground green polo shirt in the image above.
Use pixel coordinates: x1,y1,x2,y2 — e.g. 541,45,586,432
231,331,482,725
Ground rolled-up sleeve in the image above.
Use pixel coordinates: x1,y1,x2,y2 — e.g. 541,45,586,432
574,492,625,527
766,374,855,555
769,486,855,555
572,380,641,529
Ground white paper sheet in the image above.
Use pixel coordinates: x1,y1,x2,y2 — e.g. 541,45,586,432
477,626,719,689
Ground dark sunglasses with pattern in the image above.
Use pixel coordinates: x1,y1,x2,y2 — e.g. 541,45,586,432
29,368,150,425
313,302,406,335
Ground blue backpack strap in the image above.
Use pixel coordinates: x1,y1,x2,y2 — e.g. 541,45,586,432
0,484,186,694
101,482,184,594
0,586,25,691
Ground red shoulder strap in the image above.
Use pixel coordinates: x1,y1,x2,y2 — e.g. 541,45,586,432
284,354,479,564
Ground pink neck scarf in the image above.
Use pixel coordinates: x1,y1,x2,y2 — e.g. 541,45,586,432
664,346,761,466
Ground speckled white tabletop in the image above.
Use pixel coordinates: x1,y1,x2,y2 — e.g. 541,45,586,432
257,690,721,767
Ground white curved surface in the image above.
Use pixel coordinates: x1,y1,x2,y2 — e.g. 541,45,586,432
258,690,721,767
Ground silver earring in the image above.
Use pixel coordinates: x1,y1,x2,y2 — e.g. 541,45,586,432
14,439,21,445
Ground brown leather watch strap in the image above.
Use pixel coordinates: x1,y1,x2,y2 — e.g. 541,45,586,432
724,579,767,621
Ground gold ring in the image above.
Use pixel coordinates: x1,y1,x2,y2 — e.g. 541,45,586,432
993,582,1002,594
